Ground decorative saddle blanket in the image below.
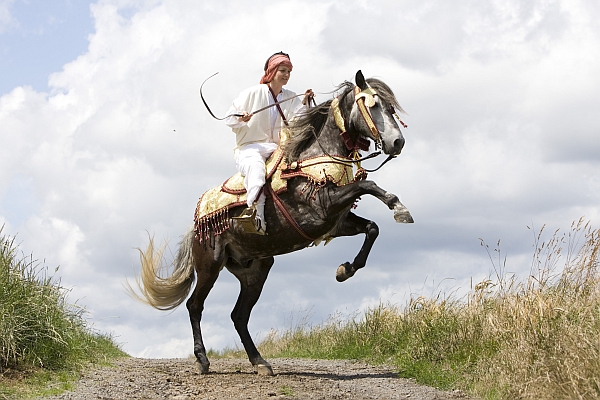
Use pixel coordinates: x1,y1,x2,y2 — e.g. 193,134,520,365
193,146,358,242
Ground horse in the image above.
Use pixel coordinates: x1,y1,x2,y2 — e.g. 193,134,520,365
129,71,413,376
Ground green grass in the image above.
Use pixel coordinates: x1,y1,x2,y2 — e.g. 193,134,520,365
252,219,600,399
0,369,77,399
278,385,294,396
0,227,127,399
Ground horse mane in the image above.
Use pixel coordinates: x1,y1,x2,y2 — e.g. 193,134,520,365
365,78,404,113
283,78,403,162
283,81,352,162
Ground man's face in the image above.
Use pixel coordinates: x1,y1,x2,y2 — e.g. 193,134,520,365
272,66,291,87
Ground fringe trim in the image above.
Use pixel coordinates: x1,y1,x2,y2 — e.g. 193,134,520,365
193,187,287,244
194,207,231,243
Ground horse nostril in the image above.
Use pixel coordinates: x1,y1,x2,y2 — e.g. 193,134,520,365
393,138,405,152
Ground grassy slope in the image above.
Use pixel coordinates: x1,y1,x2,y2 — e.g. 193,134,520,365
0,228,126,399
249,220,600,400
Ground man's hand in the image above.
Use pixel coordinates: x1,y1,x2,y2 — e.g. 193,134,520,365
238,112,252,123
302,89,315,105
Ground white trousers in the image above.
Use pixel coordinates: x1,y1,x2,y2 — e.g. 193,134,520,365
235,142,278,207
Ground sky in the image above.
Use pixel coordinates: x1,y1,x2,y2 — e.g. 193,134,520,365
1,0,599,358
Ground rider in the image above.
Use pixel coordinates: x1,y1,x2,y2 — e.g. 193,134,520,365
225,52,314,235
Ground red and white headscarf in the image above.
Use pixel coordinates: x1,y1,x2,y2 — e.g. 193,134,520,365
259,54,293,84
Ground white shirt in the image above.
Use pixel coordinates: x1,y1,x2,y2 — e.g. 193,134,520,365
225,84,306,149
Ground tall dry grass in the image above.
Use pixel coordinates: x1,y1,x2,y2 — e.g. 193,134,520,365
256,219,600,399
472,219,600,399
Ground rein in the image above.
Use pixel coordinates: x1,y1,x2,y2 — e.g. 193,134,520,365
309,127,395,173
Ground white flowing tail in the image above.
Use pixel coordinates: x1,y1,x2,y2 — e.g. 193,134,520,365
127,226,196,310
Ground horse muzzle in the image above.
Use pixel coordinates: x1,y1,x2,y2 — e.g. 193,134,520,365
383,135,405,156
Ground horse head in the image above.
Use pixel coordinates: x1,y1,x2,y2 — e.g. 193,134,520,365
284,71,406,163
347,70,405,156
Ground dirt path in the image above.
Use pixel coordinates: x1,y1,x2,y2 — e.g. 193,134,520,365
40,357,472,400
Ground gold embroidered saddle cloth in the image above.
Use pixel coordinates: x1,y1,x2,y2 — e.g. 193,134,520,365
193,146,356,242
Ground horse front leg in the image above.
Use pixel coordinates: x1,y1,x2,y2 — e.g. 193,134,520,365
328,180,414,224
329,212,379,282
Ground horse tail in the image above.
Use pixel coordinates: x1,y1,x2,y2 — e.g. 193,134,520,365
127,226,196,311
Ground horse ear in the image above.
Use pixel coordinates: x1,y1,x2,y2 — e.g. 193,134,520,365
355,70,367,90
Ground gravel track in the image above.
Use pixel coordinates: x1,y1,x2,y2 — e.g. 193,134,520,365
40,357,472,400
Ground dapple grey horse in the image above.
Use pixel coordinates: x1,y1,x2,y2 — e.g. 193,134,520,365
130,71,413,375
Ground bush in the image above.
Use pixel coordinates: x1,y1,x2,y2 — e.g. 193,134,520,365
0,227,125,373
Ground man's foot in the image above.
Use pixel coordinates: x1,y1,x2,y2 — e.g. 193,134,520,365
254,217,266,235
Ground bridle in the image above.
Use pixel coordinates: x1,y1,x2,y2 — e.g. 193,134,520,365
311,84,405,173
354,86,382,148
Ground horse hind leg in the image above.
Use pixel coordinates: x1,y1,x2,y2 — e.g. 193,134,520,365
186,241,222,374
226,256,274,376
331,212,379,282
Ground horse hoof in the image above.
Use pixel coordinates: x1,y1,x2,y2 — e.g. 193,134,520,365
256,364,274,376
195,360,210,374
336,263,354,282
394,208,414,224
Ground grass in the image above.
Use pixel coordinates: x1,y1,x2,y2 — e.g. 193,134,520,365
279,385,295,396
0,369,77,399
0,227,127,399
250,218,600,399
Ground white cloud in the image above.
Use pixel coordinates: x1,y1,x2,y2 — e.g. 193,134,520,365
0,0,15,34
1,0,599,358
320,1,571,72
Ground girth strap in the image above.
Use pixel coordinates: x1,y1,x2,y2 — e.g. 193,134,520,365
266,184,315,241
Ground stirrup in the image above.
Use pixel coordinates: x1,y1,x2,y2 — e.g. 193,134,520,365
233,206,266,235
233,206,256,221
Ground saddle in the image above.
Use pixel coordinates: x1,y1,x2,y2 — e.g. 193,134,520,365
193,145,357,243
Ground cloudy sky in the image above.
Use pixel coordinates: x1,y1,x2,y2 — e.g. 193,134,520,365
1,0,599,358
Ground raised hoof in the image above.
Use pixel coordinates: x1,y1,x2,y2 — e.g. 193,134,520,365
336,263,355,282
256,364,274,376
195,360,210,374
394,207,414,224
